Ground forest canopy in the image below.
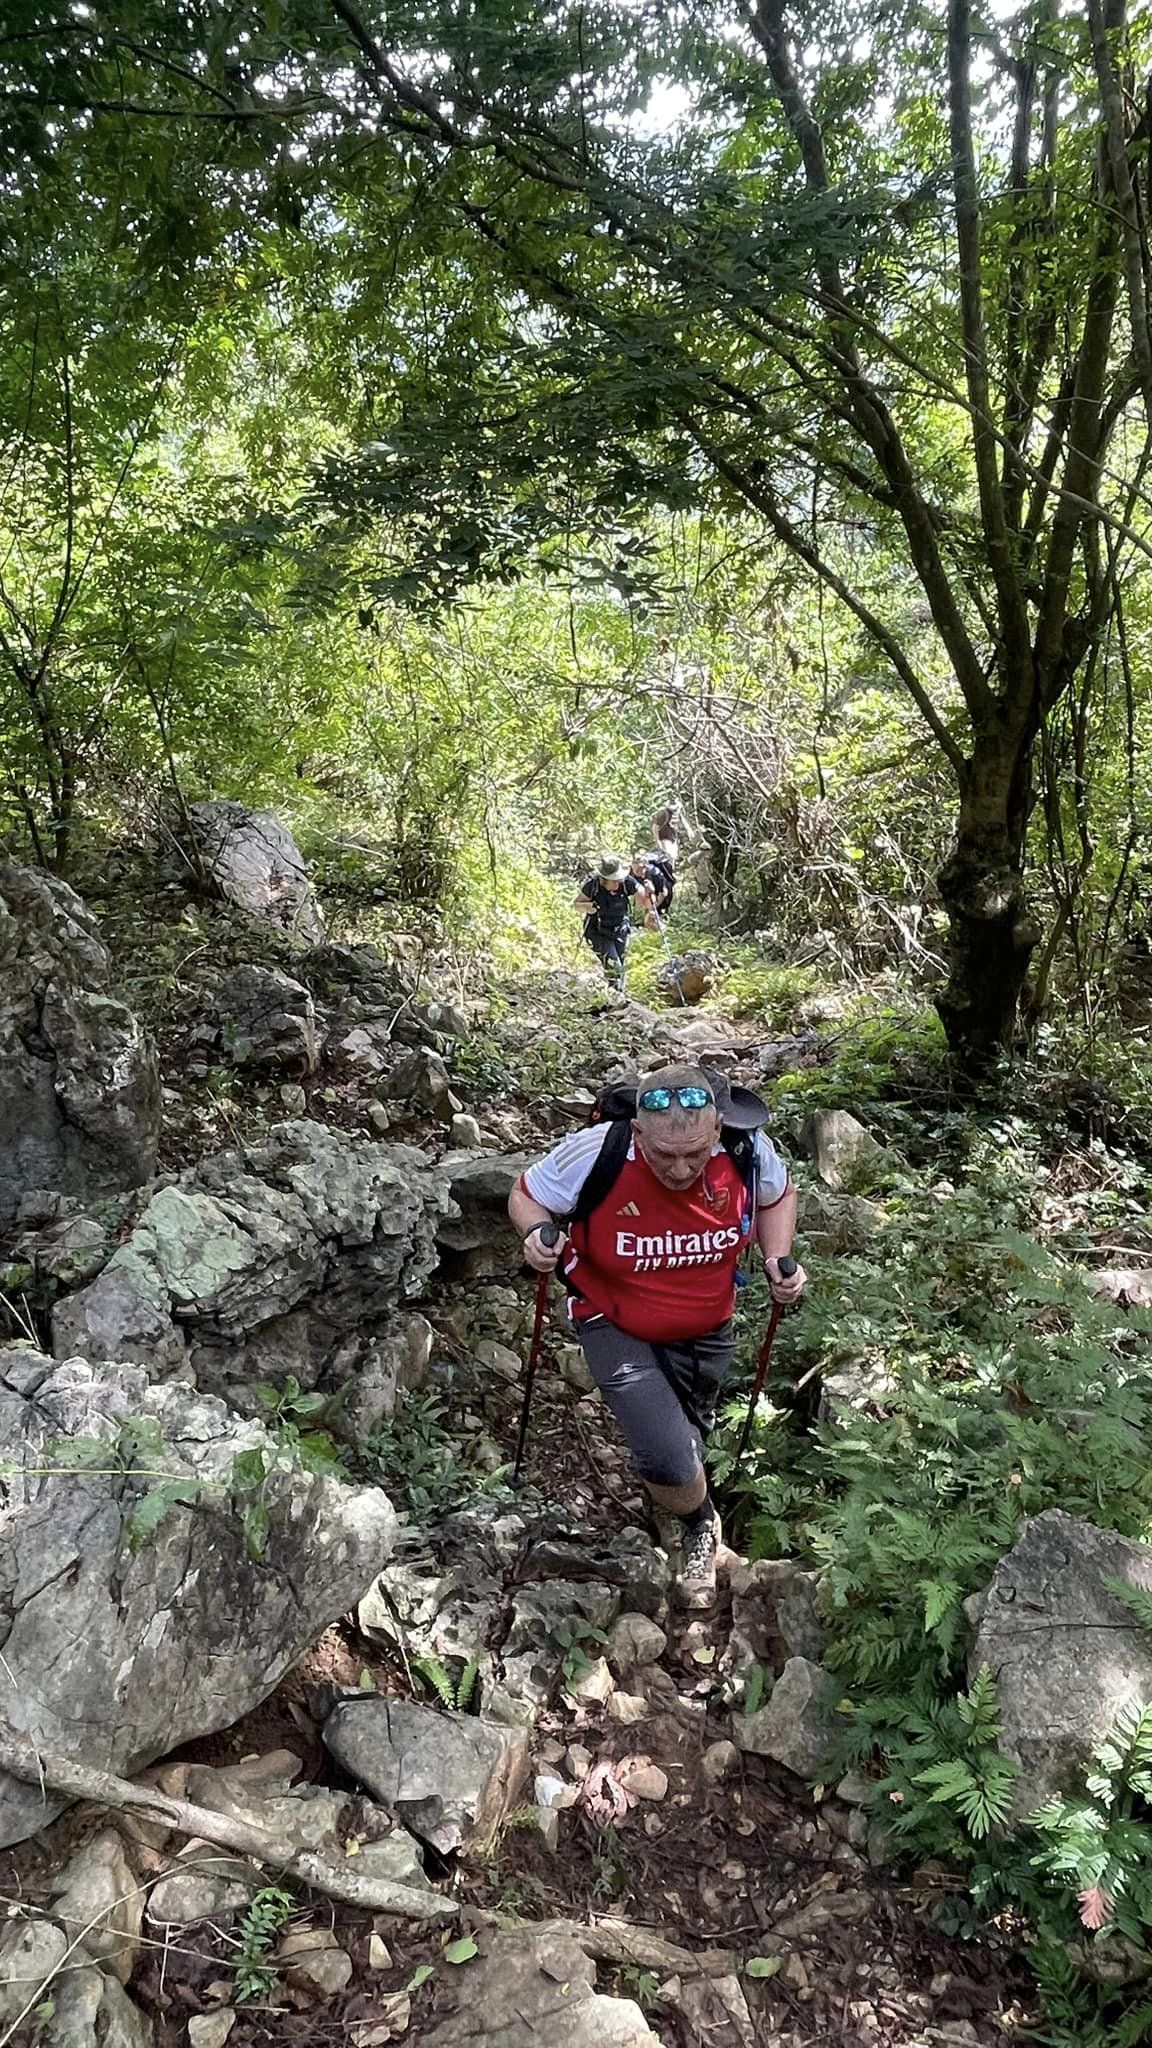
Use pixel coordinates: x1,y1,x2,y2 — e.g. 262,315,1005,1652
3,0,1152,1068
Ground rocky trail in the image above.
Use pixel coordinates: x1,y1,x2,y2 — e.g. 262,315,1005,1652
0,835,1037,2048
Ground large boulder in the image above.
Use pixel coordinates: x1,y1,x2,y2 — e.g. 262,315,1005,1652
733,1656,842,1777
971,1509,1152,1820
323,1696,529,1854
657,949,719,1005
0,1348,395,1848
52,1120,450,1398
168,801,324,945
0,862,159,1231
214,964,317,1072
800,1109,885,1192
435,1151,530,1273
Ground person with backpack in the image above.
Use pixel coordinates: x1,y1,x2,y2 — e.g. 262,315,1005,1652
575,854,653,982
508,1063,805,1609
631,851,675,916
653,800,686,865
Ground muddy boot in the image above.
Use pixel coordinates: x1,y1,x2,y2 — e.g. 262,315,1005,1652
674,1506,722,1611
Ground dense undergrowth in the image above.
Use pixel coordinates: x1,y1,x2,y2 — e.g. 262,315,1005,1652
703,1020,1152,2046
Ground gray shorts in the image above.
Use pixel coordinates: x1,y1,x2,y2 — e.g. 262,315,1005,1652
576,1316,735,1490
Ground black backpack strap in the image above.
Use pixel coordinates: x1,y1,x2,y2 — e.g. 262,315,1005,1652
569,1119,631,1226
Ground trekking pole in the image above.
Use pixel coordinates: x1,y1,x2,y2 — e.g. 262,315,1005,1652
731,1257,798,1474
512,1222,561,1489
652,908,686,1005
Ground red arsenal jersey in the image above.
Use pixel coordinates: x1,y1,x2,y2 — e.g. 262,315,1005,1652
562,1144,748,1342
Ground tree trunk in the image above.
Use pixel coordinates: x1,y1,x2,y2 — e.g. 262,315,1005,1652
935,727,1041,1068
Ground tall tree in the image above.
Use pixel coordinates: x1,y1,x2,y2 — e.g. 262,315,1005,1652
6,0,1152,1064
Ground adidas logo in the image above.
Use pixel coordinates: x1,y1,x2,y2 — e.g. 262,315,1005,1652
616,1199,641,1217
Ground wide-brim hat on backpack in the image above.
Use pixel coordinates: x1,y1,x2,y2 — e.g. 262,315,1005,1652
598,854,629,881
699,1066,770,1130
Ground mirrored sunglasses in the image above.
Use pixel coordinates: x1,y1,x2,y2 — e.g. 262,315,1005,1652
637,1084,714,1113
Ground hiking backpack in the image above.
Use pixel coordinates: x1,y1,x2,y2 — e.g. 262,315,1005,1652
567,1080,760,1231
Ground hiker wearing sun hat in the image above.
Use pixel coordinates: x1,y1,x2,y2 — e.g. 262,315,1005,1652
574,853,654,982
508,1062,805,1607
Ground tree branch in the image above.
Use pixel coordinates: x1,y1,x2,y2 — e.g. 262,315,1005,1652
0,1737,454,1924
688,423,968,778
946,0,1031,679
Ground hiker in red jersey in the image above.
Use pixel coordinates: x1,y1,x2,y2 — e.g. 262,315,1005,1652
508,1063,805,1608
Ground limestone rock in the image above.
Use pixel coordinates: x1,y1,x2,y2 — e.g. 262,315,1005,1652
168,801,324,945
51,1829,142,1981
800,1110,885,1192
795,1185,880,1255
323,1697,530,1854
754,1034,819,1079
51,1120,449,1401
726,1560,825,1690
606,1614,667,1677
1085,1269,1152,1310
276,1928,353,1998
673,1975,754,2048
972,1508,1152,1819
334,1314,434,1439
0,1917,69,2022
566,1657,614,1707
0,1350,395,1849
734,1657,841,1777
0,861,159,1231
435,1152,532,1270
188,2015,236,2048
215,965,317,1072
450,1113,484,1150
386,1047,457,1120
606,1692,647,1725
422,1929,660,2048
475,1338,522,1385
147,1845,256,1925
702,1740,740,1785
43,1956,154,2048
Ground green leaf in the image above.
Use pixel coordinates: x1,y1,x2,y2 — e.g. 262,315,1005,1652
125,1477,201,1547
407,1964,434,1992
744,1956,782,1979
443,1937,478,1965
243,1502,270,1561
232,1447,269,1493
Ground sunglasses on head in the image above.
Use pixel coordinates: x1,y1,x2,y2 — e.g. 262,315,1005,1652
638,1084,714,1113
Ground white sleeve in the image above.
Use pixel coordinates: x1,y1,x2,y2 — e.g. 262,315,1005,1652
753,1131,790,1206
521,1125,613,1215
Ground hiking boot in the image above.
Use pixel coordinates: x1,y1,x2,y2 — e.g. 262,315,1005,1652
675,1509,722,1611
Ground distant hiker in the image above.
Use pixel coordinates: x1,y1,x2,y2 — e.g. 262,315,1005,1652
575,854,652,983
632,850,675,916
653,800,686,866
509,1064,806,1609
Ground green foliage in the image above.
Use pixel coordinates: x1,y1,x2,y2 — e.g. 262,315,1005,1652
233,1885,295,2004
443,1937,479,1965
551,1619,611,1694
356,1387,515,1515
743,1663,769,1719
1030,1704,1152,1954
833,1670,1017,1858
412,1655,481,1712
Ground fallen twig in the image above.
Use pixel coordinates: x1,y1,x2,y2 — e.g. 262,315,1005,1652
0,1738,454,1924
